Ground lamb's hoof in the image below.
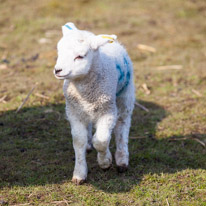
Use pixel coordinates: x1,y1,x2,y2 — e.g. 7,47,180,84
102,165,111,172
117,165,128,173
86,148,93,154
86,143,93,153
98,152,112,171
72,177,86,185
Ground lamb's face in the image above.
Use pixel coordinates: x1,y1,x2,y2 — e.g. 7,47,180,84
54,32,94,80
54,22,117,80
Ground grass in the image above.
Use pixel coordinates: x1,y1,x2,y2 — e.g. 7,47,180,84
0,0,206,205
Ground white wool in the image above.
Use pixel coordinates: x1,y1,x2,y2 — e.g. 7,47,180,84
54,22,135,184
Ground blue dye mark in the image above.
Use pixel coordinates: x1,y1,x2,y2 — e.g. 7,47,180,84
116,57,131,97
116,64,124,82
64,25,72,30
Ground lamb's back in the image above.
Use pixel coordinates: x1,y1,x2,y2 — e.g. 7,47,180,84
99,41,133,97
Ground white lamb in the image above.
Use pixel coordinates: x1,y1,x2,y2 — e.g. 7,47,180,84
54,22,135,184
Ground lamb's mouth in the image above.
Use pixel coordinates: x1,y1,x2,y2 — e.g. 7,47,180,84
54,70,71,79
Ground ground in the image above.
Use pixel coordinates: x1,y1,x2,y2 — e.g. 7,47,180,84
0,0,206,205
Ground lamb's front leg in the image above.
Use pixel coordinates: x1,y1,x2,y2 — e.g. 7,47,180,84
70,118,88,185
93,113,116,169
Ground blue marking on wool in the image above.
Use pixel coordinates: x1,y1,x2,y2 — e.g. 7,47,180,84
116,64,124,82
116,57,131,97
64,25,72,30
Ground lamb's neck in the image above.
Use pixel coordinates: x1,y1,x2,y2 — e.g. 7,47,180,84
70,54,103,93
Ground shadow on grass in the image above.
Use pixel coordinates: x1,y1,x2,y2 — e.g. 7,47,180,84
0,101,205,192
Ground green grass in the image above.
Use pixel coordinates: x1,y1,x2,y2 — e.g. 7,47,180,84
0,0,206,205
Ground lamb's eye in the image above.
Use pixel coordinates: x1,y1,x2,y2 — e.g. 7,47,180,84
74,56,84,61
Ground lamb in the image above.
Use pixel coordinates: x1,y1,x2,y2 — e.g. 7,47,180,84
54,22,135,184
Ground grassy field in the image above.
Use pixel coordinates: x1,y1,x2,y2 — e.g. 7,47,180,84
0,0,206,205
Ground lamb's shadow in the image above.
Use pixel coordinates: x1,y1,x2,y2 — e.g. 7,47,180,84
0,101,205,193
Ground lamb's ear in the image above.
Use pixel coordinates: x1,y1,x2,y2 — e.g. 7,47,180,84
62,22,78,36
90,34,117,50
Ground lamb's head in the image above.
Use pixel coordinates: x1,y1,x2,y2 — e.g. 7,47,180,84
54,22,117,80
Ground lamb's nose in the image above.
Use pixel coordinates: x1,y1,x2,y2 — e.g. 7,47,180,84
55,68,62,75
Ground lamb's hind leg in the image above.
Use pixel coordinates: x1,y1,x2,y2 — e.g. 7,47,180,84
114,115,131,172
93,113,116,169
86,123,93,153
